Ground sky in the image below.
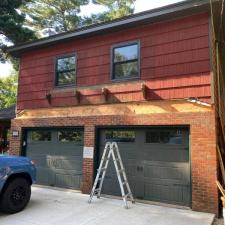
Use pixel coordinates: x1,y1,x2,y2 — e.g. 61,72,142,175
0,0,182,78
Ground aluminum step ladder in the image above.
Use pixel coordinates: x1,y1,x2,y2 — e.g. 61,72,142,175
88,142,135,209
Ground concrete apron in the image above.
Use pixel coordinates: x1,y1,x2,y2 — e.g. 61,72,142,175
0,186,215,225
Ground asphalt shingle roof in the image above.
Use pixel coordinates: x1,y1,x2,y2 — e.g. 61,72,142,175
0,105,16,120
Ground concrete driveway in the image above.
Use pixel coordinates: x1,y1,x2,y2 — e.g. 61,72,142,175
0,186,215,225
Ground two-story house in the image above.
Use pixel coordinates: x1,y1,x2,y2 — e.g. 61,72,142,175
8,0,218,215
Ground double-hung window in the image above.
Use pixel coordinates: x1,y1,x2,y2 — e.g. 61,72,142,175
55,54,76,87
112,41,140,80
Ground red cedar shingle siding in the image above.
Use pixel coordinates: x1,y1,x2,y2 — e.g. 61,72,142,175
18,13,211,110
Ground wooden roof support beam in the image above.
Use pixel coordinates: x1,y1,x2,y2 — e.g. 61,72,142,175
74,90,81,104
141,83,148,100
46,93,52,104
102,87,109,102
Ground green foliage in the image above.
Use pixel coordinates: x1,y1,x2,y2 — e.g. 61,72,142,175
21,0,89,35
82,0,136,26
21,0,136,34
0,0,36,63
0,71,18,109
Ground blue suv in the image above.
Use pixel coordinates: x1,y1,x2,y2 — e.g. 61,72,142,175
0,156,36,213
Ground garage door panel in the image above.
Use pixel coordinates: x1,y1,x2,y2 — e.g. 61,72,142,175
125,164,137,176
56,145,83,155
140,149,189,162
100,144,136,159
102,177,120,195
144,183,184,204
27,145,58,155
143,164,187,181
26,128,84,190
55,159,82,171
99,128,190,206
36,168,54,185
55,174,81,189
46,156,82,171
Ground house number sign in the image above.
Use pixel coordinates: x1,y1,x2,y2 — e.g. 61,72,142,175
12,130,19,137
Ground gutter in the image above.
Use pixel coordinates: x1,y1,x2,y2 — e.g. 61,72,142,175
8,0,211,57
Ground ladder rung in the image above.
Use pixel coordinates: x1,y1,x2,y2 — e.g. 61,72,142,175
113,158,120,161
123,192,131,198
102,157,110,161
122,181,128,185
98,167,107,172
94,188,100,194
117,169,125,173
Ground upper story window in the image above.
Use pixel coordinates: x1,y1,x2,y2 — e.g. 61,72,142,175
55,54,76,87
112,41,140,80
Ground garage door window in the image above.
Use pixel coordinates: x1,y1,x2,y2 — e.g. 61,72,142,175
58,130,83,143
31,131,51,141
105,131,135,142
146,130,182,144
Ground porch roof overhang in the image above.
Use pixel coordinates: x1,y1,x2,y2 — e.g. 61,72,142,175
0,105,16,121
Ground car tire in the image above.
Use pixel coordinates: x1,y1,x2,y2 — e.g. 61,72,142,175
0,177,31,213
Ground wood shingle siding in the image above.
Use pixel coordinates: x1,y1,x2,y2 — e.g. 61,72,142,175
17,13,211,110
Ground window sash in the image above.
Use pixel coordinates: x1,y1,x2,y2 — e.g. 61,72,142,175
30,131,51,142
55,55,76,87
112,42,139,80
58,130,83,143
113,59,139,79
113,44,138,63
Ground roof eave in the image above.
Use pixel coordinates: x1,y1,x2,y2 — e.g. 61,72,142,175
7,0,211,57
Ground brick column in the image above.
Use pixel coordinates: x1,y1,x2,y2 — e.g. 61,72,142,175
191,113,218,214
82,125,95,193
9,119,21,156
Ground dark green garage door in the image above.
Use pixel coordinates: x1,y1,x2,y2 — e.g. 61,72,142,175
99,127,190,206
26,128,83,189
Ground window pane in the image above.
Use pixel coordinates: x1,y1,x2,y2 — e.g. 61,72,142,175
57,71,75,86
56,55,76,86
105,131,135,142
166,130,183,144
146,130,183,144
114,61,138,79
114,44,138,63
57,56,75,72
58,130,83,142
31,131,51,141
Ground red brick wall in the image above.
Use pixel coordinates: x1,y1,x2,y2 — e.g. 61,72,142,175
17,13,211,110
9,110,218,215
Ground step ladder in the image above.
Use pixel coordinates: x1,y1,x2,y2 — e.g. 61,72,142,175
88,142,135,209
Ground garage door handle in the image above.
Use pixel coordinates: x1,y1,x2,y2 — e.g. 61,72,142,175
137,166,143,172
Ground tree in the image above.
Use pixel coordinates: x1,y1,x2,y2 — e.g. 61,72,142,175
0,72,18,109
0,0,36,65
22,0,136,35
21,0,89,35
82,0,136,26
